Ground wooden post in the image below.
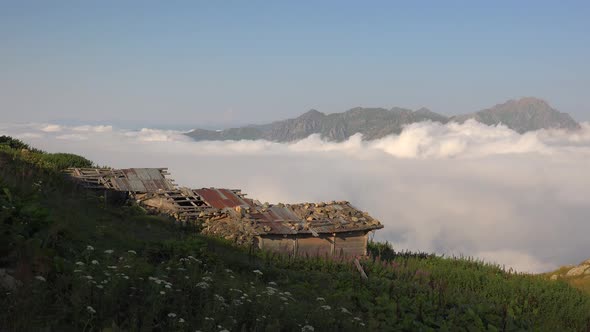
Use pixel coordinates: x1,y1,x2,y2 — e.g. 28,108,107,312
354,258,368,280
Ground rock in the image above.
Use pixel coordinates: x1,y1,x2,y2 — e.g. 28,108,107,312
566,264,590,277
0,269,19,291
550,274,558,281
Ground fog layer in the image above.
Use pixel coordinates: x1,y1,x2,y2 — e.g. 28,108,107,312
3,120,589,273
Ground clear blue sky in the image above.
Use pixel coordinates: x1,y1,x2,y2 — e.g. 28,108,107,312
1,1,589,128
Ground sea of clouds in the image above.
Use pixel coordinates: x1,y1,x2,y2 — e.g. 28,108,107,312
2,120,590,273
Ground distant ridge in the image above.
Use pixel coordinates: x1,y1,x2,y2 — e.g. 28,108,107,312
186,97,580,142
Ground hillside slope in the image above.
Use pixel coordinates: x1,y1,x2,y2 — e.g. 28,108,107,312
1,138,590,331
186,97,579,142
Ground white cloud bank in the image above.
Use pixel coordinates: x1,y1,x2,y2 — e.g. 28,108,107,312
2,120,590,273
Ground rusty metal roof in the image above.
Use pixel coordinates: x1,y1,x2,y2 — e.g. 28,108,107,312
194,188,252,209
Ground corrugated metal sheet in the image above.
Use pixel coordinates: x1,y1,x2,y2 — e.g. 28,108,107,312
194,188,251,209
117,168,176,192
66,167,175,193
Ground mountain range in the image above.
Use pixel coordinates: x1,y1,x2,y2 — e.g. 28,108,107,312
186,97,580,142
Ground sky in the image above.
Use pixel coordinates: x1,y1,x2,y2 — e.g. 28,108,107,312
2,2,590,273
1,1,590,128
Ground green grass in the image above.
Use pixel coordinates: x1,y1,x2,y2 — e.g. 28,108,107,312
1,137,590,331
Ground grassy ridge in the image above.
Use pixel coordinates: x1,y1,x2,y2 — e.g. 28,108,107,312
1,138,590,331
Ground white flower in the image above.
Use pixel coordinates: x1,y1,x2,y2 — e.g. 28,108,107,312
316,297,325,302
74,269,82,273
160,291,166,295
178,318,185,323
196,282,210,289
268,281,277,286
91,260,99,265
86,245,94,251
353,316,362,321
34,276,46,282
107,266,117,269
96,285,104,289
127,250,137,255
201,276,213,282
165,284,171,289
84,275,93,280
86,306,96,314
341,307,351,314
104,249,114,254
167,312,177,318
301,325,315,332
321,305,331,310
123,276,129,280
252,269,263,275
75,261,85,266
224,268,233,273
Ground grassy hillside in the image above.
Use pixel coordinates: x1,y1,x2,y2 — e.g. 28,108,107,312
544,264,590,295
1,137,590,331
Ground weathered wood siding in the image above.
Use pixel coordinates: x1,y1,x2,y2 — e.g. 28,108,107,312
259,236,296,254
259,232,369,257
296,236,333,257
334,232,368,256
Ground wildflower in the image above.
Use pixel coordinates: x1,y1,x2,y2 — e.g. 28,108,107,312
204,317,214,321
178,318,185,323
96,285,104,289
167,312,177,318
123,276,129,280
283,291,292,296
196,282,210,289
165,284,171,289
84,275,93,280
214,294,225,302
341,307,351,314
202,276,213,282
86,245,94,251
86,306,96,314
74,269,82,273
160,291,166,295
91,260,99,265
127,250,137,255
316,297,325,302
75,261,85,266
321,305,331,310
124,265,131,268
253,269,263,276
224,268,233,273
280,296,288,301
104,249,114,254
268,281,277,286
34,276,46,282
353,317,362,321
360,323,365,327
107,266,117,269
302,325,315,332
